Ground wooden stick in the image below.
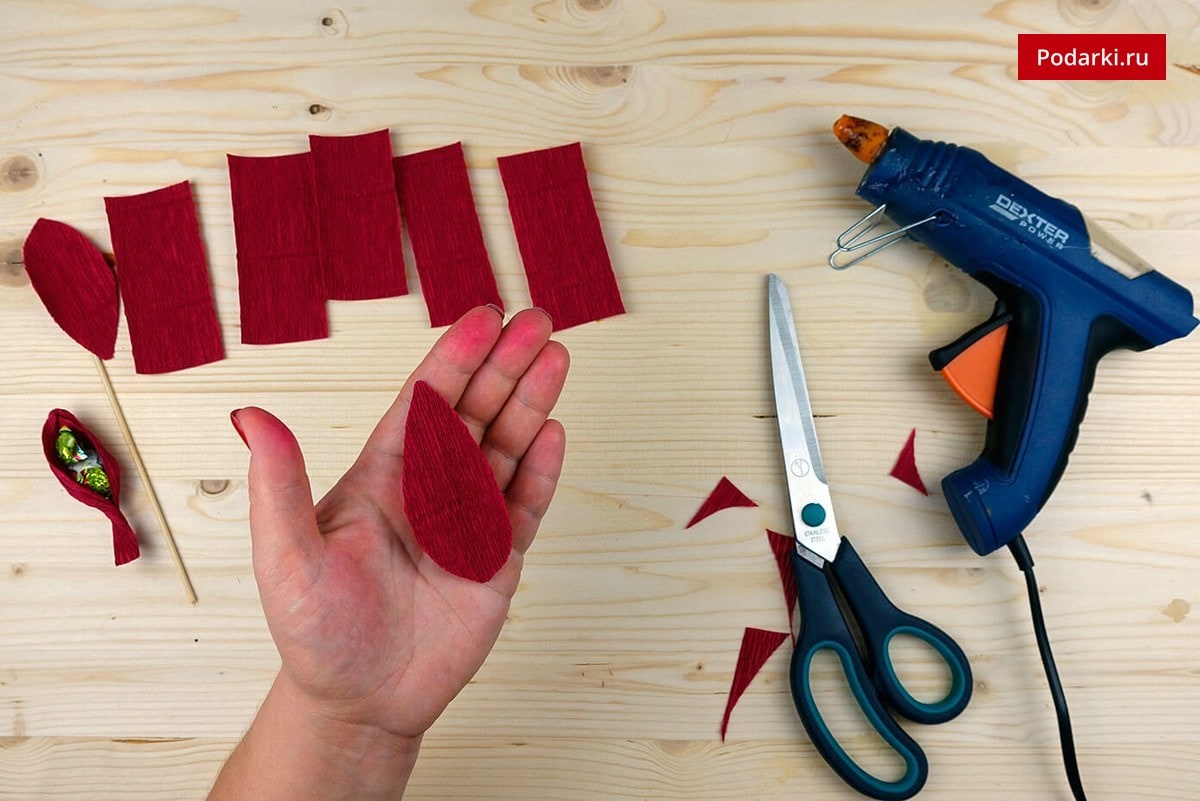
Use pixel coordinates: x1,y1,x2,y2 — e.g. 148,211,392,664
92,355,198,604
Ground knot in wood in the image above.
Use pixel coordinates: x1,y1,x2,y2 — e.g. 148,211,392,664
574,65,632,88
0,156,39,192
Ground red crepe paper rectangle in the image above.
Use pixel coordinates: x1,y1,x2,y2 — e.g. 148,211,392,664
41,409,138,565
103,181,224,374
497,142,624,331
720,627,789,740
228,152,329,344
685,476,757,528
394,142,502,327
309,130,408,301
23,218,120,360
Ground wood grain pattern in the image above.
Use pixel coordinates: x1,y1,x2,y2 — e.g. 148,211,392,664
2,1,1198,798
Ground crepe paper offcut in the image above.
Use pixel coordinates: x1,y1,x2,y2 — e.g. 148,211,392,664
228,152,329,345
309,130,407,301
720,627,789,741
394,142,503,327
22,219,120,360
889,428,929,495
685,476,757,528
104,181,224,374
41,409,139,565
766,529,799,635
402,381,513,583
497,142,625,331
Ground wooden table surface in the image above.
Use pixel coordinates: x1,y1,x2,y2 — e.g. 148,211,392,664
2,2,1198,799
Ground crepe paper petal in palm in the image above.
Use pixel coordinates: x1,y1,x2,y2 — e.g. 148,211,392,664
23,218,120,360
41,408,139,565
402,381,512,583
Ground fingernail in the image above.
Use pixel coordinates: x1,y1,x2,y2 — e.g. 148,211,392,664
531,306,552,324
230,409,248,447
486,303,504,317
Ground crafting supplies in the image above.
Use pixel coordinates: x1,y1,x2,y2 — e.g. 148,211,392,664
104,181,225,374
720,627,789,740
830,116,1199,800
685,476,757,529
228,152,329,345
499,142,625,331
394,142,503,327
309,129,408,301
830,115,1198,555
401,381,512,583
22,218,120,360
768,274,971,801
41,409,139,566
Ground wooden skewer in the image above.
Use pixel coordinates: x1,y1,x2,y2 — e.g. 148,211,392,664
92,355,198,604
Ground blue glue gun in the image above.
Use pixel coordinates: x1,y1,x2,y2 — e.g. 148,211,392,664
830,116,1198,556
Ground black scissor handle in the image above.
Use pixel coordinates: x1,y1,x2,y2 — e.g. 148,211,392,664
829,539,973,725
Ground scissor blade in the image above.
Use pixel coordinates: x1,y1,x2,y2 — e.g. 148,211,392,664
768,274,841,565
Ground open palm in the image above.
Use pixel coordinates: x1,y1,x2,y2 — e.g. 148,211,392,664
233,307,568,739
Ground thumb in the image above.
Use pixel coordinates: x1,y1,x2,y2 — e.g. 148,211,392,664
231,407,323,572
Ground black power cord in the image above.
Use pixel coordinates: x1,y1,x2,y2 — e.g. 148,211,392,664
1008,535,1088,801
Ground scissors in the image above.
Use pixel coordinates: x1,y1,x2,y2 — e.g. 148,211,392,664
767,274,972,800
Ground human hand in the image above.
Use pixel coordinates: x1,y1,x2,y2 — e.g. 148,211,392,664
231,306,568,741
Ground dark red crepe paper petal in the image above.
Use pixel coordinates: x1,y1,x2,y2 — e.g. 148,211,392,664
309,130,407,301
41,409,139,565
685,476,757,528
22,218,120,360
889,428,928,495
402,381,512,583
720,627,789,741
766,529,798,636
497,142,624,331
103,181,224,374
228,152,329,345
394,142,502,327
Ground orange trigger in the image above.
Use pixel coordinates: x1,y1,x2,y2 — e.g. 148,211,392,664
938,323,1007,419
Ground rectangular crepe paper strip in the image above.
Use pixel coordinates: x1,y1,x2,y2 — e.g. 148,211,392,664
309,129,408,301
498,142,625,331
228,152,329,344
103,181,224,374
394,142,503,327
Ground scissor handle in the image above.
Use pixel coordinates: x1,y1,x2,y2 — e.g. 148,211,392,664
830,539,973,725
790,552,928,801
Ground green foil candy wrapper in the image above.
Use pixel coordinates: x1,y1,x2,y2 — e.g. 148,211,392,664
54,425,112,498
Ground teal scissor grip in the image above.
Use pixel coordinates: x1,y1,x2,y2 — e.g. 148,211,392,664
880,626,972,721
791,641,927,801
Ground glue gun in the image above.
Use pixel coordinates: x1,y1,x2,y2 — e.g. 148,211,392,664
830,116,1198,556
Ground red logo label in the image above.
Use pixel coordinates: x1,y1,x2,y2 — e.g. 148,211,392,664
1018,33,1165,80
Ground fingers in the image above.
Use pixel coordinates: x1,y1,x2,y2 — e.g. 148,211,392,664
481,339,569,491
506,419,567,554
232,407,323,572
357,306,505,468
455,308,554,442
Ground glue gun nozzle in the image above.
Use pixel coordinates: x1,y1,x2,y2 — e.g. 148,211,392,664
833,115,890,163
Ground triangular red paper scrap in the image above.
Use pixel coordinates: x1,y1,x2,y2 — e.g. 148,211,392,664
686,476,756,528
23,218,120,360
720,627,789,741
402,381,512,583
889,428,928,495
766,529,798,636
